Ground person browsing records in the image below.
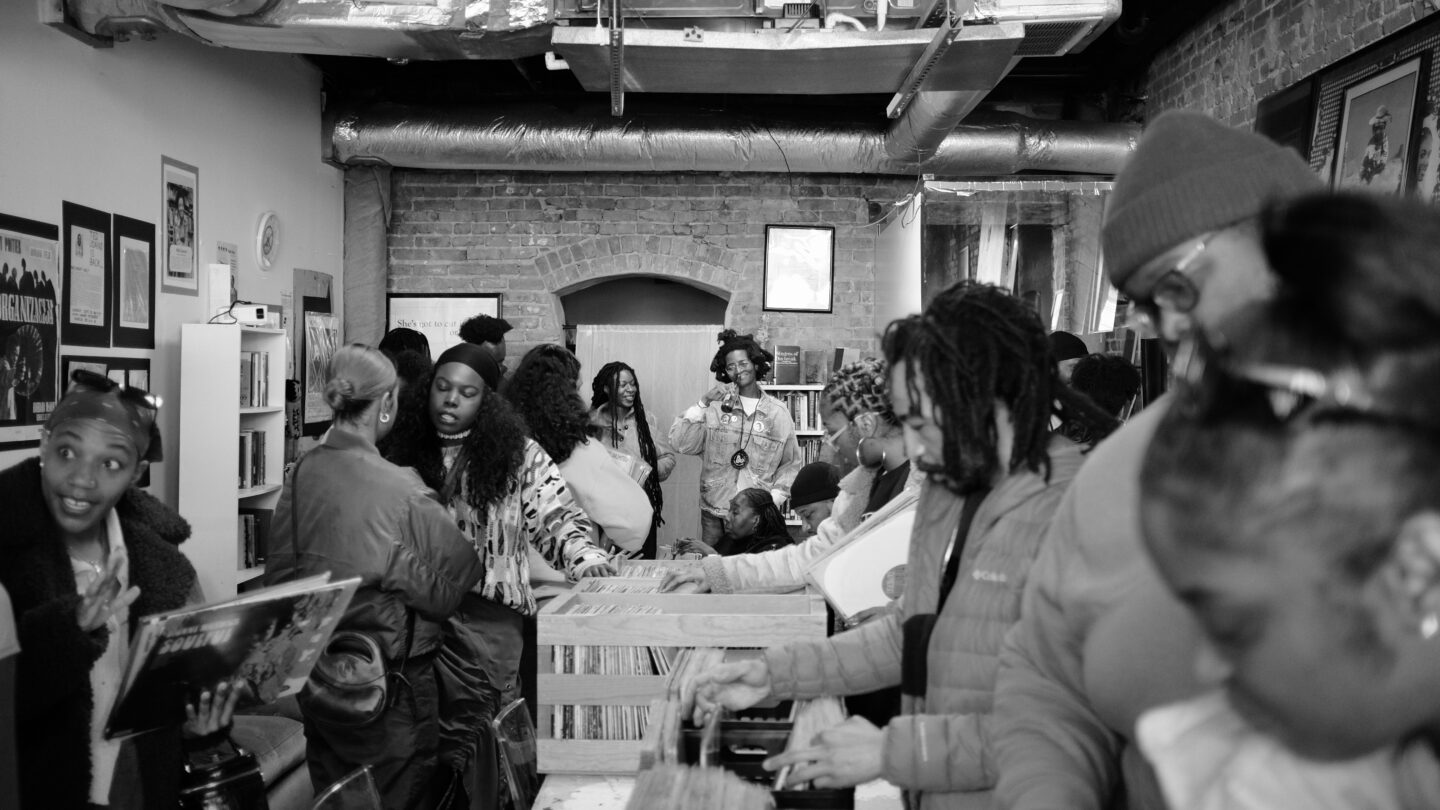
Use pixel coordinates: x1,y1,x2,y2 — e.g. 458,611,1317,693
669,329,803,550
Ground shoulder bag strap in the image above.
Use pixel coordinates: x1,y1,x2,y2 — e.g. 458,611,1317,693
935,486,990,615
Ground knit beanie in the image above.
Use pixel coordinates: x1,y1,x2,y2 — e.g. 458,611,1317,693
789,462,840,508
1102,111,1323,294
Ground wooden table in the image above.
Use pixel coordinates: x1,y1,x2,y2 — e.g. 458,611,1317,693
534,773,904,810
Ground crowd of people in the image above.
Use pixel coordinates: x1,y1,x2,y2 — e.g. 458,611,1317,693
3,107,1440,810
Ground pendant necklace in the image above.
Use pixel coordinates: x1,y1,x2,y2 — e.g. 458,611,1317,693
730,404,755,469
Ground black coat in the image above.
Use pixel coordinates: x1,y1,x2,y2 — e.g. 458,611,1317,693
0,457,197,810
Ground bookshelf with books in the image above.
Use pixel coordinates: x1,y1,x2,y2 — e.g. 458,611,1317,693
178,324,286,599
766,383,827,526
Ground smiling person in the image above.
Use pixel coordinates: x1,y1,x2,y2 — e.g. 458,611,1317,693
687,282,1116,808
0,371,242,810
590,361,675,559
668,329,802,550
382,341,613,810
1136,193,1440,807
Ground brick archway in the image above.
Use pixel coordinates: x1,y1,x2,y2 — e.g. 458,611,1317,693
538,234,743,302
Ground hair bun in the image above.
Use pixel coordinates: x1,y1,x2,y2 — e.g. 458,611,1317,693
716,328,740,344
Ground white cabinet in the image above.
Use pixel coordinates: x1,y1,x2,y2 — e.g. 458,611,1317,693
177,324,286,599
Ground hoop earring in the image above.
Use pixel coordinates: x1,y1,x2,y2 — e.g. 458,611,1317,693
856,436,886,469
380,412,391,424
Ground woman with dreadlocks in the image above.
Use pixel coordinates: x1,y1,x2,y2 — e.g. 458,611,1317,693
382,342,614,810
687,282,1116,808
668,329,803,550
589,361,675,559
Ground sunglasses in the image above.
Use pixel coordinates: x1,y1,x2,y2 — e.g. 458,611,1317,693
69,368,163,414
1130,232,1216,332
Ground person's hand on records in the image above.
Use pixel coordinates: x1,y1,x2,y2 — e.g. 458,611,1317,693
76,552,140,633
688,658,772,726
672,537,719,559
182,678,244,739
763,715,884,789
659,565,712,593
577,559,617,578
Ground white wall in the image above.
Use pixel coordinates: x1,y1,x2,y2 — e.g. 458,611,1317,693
0,6,344,505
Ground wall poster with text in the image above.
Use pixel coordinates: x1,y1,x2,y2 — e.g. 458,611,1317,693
0,213,61,450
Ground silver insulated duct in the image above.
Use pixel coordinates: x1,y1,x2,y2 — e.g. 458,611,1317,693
331,106,1138,177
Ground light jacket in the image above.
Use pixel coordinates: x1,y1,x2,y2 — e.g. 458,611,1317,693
668,391,803,516
704,463,925,594
265,428,484,661
764,435,1085,810
590,406,677,482
558,438,653,552
993,397,1202,810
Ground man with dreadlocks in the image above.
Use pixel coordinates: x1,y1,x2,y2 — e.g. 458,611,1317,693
590,361,675,559
687,282,1117,808
669,329,803,549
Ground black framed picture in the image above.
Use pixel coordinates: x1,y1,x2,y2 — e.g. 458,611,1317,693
160,156,199,296
0,212,60,451
1331,54,1428,194
61,201,112,348
301,295,338,438
386,292,503,357
111,215,156,349
762,225,835,313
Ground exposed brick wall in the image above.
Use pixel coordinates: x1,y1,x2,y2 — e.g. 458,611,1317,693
1146,0,1436,128
388,171,913,358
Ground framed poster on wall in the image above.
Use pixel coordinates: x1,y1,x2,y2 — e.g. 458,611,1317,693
112,215,156,349
762,225,834,313
1332,55,1427,194
386,292,502,357
0,213,61,450
61,201,112,347
161,156,199,295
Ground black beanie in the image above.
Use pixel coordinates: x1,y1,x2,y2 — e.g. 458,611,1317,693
790,462,841,508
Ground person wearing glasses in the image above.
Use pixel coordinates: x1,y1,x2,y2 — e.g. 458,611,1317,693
669,329,802,550
0,371,242,810
1137,192,1440,807
992,111,1324,810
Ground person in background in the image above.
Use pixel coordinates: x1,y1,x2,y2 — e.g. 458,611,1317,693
787,461,840,536
669,329,802,549
0,371,241,810
458,313,513,377
674,487,796,558
0,582,17,810
992,111,1324,810
382,342,614,810
590,361,676,559
687,282,1116,807
1049,331,1089,382
1138,193,1440,808
659,358,917,596
502,344,652,555
1068,353,1142,420
379,326,432,364
265,344,483,810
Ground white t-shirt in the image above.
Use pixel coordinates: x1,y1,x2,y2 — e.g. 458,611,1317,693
71,510,129,805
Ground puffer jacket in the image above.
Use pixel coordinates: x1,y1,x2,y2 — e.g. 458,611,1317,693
264,428,483,661
668,392,802,517
704,463,925,594
765,435,1085,810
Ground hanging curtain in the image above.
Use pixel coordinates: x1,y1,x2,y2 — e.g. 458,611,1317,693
576,324,722,555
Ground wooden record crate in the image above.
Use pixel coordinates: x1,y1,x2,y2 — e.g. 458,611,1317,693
535,578,827,775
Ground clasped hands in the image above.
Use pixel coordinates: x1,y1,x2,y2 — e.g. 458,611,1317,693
682,659,883,789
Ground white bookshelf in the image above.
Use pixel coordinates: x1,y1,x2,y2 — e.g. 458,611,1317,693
766,383,829,526
178,324,287,599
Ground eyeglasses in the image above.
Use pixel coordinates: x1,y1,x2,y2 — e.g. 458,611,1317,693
1130,232,1217,332
822,422,850,450
725,359,753,373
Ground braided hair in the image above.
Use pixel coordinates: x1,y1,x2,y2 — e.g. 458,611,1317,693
731,487,791,542
591,361,664,522
709,329,774,384
380,364,529,526
882,280,1117,495
822,358,897,425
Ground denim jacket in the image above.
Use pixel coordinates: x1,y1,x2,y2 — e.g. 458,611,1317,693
668,392,803,516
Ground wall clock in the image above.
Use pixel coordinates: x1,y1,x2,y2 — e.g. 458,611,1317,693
256,210,280,271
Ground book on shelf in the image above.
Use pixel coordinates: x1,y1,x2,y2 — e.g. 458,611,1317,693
769,344,801,385
238,429,267,489
105,573,360,739
239,350,270,408
804,489,920,623
237,506,274,568
800,349,830,385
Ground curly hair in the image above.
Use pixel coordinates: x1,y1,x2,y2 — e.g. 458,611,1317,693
380,364,529,523
821,358,896,425
591,361,664,520
458,314,512,346
709,329,774,384
883,281,1118,495
501,344,590,465
1070,353,1142,417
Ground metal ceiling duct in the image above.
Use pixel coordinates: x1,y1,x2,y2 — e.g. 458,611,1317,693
330,104,1137,176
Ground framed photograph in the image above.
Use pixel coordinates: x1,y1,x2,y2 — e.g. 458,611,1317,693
0,212,61,450
1331,55,1426,194
112,215,156,349
386,292,502,357
762,225,834,313
161,156,199,295
302,304,339,437
61,202,112,348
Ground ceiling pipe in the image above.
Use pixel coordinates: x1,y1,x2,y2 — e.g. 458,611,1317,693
330,104,1138,177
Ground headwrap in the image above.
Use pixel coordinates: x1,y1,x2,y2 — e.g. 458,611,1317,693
436,342,502,391
45,385,161,462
